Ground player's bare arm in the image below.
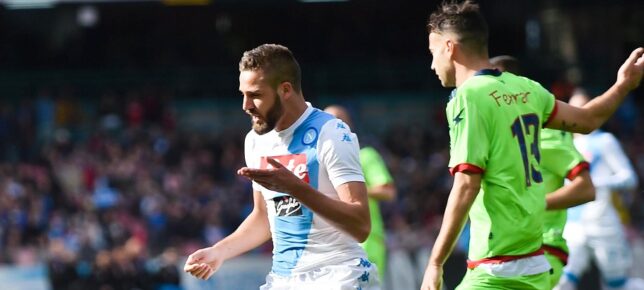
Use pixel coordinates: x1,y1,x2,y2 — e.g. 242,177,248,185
238,157,371,242
546,170,595,210
367,183,397,201
546,47,644,133
184,190,270,280
421,172,481,290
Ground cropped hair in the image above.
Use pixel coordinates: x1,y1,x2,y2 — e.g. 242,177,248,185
427,0,489,55
239,44,302,92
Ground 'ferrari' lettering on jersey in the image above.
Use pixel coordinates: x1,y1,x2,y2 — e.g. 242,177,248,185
489,90,531,107
447,71,556,264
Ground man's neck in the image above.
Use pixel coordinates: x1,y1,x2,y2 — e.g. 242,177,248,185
455,57,492,87
275,97,308,132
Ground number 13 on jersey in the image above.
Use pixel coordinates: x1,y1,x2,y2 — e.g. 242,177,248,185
511,114,542,186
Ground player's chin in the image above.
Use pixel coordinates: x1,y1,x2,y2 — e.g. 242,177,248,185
440,78,456,88
252,122,272,135
436,75,447,86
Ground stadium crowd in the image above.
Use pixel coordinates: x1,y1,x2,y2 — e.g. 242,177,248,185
0,86,642,290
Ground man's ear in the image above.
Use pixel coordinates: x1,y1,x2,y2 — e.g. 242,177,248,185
279,82,294,100
446,39,456,59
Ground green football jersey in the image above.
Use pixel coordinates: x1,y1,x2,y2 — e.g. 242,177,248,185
359,146,393,279
360,146,393,245
446,70,556,260
540,128,587,252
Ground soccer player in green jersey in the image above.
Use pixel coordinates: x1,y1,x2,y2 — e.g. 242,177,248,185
491,55,596,288
324,105,397,283
420,1,644,289
539,129,594,288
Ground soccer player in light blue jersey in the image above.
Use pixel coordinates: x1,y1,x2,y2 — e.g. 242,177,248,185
184,44,380,290
556,90,644,290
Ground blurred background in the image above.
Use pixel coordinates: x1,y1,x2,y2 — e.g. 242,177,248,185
0,0,642,289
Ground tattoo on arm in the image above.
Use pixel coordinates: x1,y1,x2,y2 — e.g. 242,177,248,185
560,120,578,131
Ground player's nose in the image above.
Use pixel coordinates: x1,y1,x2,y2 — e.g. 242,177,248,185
242,95,254,111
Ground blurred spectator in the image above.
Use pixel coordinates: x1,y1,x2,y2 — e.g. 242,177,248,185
0,85,641,289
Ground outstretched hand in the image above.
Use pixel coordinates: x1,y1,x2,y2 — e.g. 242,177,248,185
237,157,307,195
617,47,644,92
184,246,224,280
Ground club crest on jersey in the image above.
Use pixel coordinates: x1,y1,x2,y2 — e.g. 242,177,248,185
273,196,302,216
302,128,317,145
260,154,310,183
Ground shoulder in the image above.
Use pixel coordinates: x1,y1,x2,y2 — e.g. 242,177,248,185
244,130,257,148
305,108,336,128
318,114,352,138
359,146,379,159
594,131,621,147
244,129,257,141
456,74,506,103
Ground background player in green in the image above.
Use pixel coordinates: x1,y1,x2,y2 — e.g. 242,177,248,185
324,105,397,283
420,1,644,290
491,55,596,288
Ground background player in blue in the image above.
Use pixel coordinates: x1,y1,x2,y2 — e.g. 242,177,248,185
183,44,380,289
421,1,644,289
556,90,644,290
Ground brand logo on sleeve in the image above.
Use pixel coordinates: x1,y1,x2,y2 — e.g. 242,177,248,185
260,154,309,183
453,108,465,124
273,196,302,216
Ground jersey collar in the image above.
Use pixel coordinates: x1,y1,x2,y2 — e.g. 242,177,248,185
474,68,502,76
448,89,457,101
448,68,502,101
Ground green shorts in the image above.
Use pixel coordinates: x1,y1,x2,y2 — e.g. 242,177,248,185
545,253,565,289
456,267,550,290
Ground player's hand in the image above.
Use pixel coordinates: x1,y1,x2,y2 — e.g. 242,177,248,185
616,47,644,92
183,246,224,280
420,263,444,290
237,158,308,195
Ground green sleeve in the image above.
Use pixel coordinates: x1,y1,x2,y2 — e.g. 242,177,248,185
540,129,586,179
529,79,557,126
360,147,393,188
447,90,489,172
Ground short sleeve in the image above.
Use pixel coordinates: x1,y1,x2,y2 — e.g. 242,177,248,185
359,146,393,187
447,91,488,175
540,129,588,180
317,119,365,188
530,80,557,127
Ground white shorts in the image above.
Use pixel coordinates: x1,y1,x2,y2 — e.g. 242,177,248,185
260,258,380,290
564,223,632,283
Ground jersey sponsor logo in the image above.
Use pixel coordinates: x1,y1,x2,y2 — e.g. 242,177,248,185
453,108,465,124
341,133,352,142
302,128,317,145
260,154,309,183
273,196,302,216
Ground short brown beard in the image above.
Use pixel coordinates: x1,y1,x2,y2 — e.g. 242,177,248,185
251,94,283,135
